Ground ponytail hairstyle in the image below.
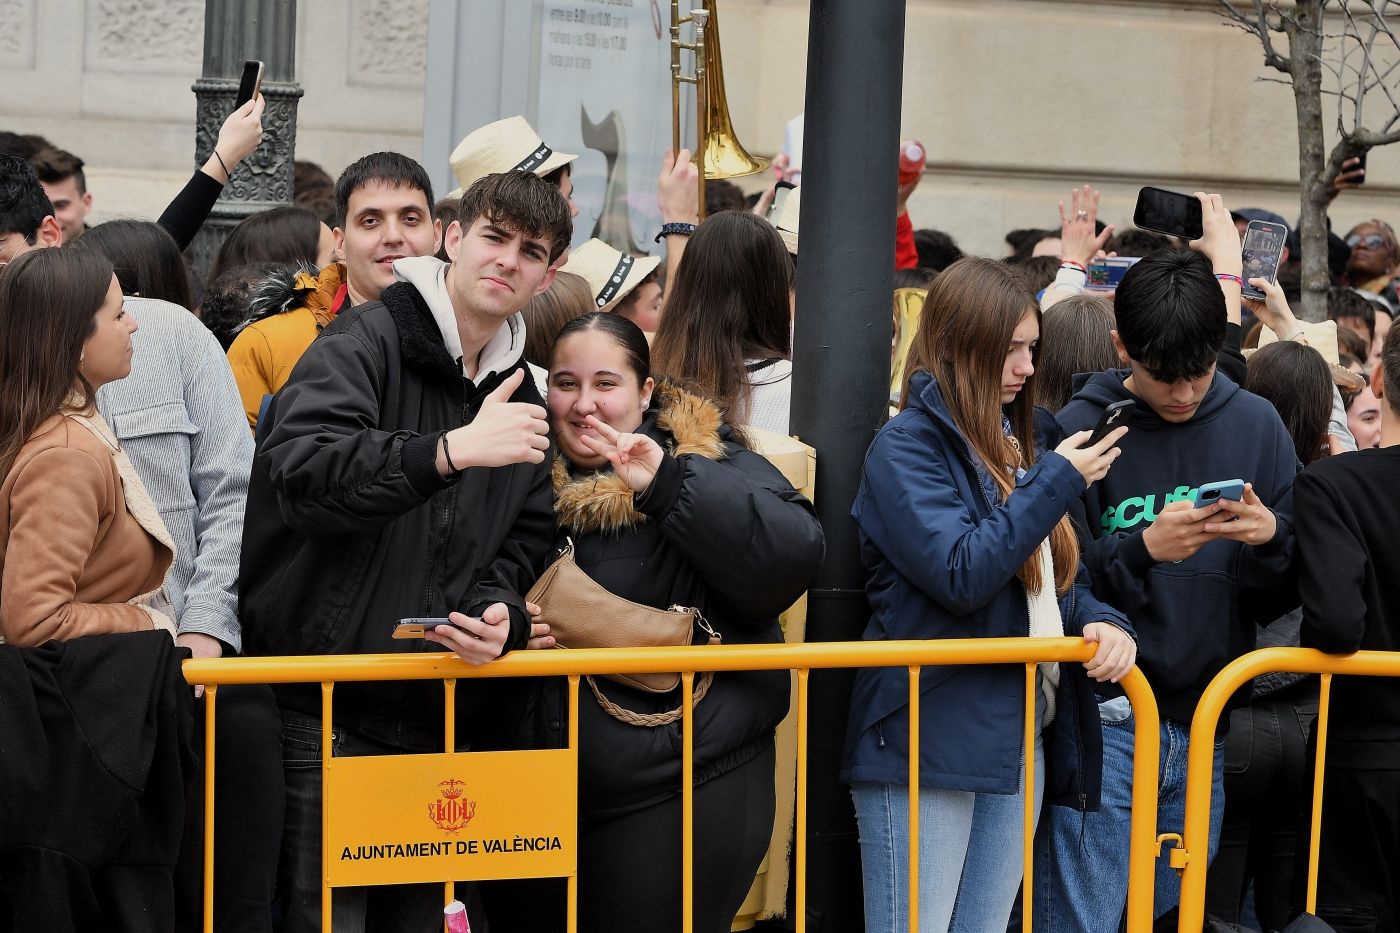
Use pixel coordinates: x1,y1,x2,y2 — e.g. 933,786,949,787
900,256,1079,595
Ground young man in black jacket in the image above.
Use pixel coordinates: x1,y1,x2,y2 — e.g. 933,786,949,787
239,166,571,932
1035,194,1301,930
1295,324,1400,929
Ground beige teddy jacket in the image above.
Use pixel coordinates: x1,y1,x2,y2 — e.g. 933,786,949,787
0,410,175,646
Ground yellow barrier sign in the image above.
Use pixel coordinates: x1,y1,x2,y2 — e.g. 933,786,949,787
324,748,577,887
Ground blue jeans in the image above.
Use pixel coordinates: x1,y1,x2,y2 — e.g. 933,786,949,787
1032,696,1226,931
852,731,1045,933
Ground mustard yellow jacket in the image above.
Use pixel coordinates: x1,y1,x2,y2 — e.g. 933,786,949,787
226,263,344,429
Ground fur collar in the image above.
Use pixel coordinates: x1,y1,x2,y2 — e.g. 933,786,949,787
235,262,343,336
553,381,727,534
379,280,461,384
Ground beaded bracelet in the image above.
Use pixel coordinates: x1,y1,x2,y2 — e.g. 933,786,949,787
1214,273,1244,287
654,222,698,243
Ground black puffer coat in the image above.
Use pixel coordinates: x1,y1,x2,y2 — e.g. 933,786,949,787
522,383,824,818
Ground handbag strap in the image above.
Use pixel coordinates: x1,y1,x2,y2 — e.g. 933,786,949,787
585,671,715,727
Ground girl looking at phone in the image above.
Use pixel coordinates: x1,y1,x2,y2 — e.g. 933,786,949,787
842,257,1136,933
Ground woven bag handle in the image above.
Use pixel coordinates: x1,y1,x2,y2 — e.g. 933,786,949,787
585,672,715,727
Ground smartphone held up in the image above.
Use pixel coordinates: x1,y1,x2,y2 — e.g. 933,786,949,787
1133,186,1203,241
235,59,264,109
1240,220,1287,300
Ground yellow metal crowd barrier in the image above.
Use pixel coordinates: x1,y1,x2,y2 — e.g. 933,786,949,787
184,637,1165,933
1174,647,1400,931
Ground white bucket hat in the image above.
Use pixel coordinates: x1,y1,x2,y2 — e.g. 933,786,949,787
561,239,662,312
771,185,800,255
447,116,578,199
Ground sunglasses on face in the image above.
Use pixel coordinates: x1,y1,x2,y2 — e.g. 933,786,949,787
1347,233,1391,250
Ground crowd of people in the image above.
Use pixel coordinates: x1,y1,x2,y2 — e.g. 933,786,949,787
1,92,1398,933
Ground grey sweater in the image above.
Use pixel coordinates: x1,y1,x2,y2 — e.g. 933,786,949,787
97,298,252,652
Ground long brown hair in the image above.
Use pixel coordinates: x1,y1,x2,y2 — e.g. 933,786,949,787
0,248,115,480
522,270,593,369
1245,341,1333,466
651,211,792,426
900,256,1079,595
1036,294,1118,413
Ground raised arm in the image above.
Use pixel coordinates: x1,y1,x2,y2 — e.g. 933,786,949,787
158,95,265,250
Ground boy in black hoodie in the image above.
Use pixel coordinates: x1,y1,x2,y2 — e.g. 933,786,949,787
1296,324,1400,928
1034,194,1301,929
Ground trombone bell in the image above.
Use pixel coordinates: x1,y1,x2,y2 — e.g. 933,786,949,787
697,1,769,180
671,0,770,211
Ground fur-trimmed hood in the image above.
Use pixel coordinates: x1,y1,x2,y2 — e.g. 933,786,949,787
234,262,343,337
553,381,727,535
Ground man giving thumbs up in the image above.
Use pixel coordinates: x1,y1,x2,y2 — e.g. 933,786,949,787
237,168,572,932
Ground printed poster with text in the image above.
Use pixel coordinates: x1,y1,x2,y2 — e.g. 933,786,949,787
324,749,577,886
537,0,674,254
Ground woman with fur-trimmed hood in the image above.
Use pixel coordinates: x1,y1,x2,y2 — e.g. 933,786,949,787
503,312,823,932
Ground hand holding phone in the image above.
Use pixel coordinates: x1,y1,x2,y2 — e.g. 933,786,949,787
1088,399,1136,445
1054,424,1128,488
1188,193,1244,283
422,604,513,666
1142,499,1221,563
1200,482,1278,546
1240,220,1288,300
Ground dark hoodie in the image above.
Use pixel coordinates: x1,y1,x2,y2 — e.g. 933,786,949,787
1057,370,1301,725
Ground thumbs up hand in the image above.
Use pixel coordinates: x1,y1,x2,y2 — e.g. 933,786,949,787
437,368,550,475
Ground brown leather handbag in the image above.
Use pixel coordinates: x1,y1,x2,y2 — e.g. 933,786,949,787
525,540,720,726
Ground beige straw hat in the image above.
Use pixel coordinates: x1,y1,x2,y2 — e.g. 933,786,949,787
446,116,578,199
1254,318,1368,392
561,238,662,312
771,185,800,255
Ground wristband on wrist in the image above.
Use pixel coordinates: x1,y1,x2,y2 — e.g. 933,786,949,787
654,222,697,242
1214,273,1244,287
1059,260,1087,273
212,149,230,180
439,431,462,475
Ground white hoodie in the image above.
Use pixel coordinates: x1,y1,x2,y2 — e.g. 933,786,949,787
391,255,542,386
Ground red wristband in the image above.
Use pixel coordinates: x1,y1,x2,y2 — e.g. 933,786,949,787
1214,273,1244,287
1059,260,1087,273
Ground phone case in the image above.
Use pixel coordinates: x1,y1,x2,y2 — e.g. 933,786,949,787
1193,480,1245,509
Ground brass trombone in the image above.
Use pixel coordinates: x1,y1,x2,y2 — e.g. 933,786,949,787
670,0,770,217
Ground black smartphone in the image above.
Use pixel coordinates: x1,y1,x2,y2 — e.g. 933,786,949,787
1133,186,1203,241
1355,151,1368,185
1088,399,1135,446
1240,220,1288,300
235,59,265,108
392,617,451,639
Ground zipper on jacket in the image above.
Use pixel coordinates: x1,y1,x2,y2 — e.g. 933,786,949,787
419,365,471,617
953,443,997,517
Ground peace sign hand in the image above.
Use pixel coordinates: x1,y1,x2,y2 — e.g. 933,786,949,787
577,415,665,492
